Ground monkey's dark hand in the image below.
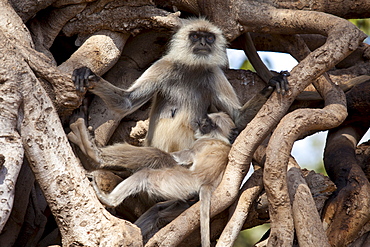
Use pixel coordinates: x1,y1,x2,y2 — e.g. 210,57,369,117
268,71,290,95
197,115,217,135
228,128,239,144
72,67,99,92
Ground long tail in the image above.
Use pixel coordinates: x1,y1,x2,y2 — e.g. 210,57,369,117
200,185,213,247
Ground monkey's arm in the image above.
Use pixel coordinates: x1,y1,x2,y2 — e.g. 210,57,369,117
240,33,290,94
212,69,242,121
235,71,290,132
72,65,162,117
241,33,272,84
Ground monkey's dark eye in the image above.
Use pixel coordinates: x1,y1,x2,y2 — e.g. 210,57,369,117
189,33,200,42
206,34,215,44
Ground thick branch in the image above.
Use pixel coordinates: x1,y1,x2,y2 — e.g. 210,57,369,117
0,31,24,233
0,1,33,232
0,0,33,47
62,2,180,36
17,45,81,116
0,162,34,243
20,60,142,246
323,125,370,247
216,166,264,247
28,3,86,61
0,4,142,243
9,0,56,22
287,159,330,247
271,0,370,19
264,73,347,246
58,30,129,76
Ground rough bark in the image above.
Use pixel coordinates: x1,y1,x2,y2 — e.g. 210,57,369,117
321,78,370,246
0,162,34,246
0,0,31,232
0,1,142,245
19,44,142,247
58,30,129,76
323,126,370,247
29,47,138,247
0,0,370,246
264,73,347,246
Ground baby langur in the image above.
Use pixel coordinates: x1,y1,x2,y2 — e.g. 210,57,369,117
89,112,234,247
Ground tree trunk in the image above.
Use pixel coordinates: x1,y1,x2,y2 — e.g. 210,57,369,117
0,0,369,246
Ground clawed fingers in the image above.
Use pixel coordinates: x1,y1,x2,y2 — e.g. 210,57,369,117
72,67,96,92
268,70,290,95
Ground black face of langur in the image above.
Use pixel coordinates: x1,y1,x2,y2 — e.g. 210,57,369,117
188,31,216,56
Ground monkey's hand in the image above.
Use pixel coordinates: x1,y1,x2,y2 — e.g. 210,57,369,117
197,115,217,135
228,128,239,144
72,67,100,92
268,70,290,95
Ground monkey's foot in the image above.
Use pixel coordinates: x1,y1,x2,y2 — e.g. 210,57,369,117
68,118,101,163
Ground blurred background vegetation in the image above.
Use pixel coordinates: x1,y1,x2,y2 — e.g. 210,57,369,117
230,18,370,247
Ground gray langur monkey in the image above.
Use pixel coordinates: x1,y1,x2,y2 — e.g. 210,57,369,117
72,18,289,153
68,112,234,247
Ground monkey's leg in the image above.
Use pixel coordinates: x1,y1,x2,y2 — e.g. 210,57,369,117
91,170,151,207
69,118,176,172
99,143,177,172
92,168,199,207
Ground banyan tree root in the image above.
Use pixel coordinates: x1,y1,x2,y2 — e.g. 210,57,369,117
323,125,370,247
263,71,348,246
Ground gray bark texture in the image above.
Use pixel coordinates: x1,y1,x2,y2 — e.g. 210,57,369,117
0,0,369,246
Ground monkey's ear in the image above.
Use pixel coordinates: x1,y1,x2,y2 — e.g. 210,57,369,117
174,18,189,31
